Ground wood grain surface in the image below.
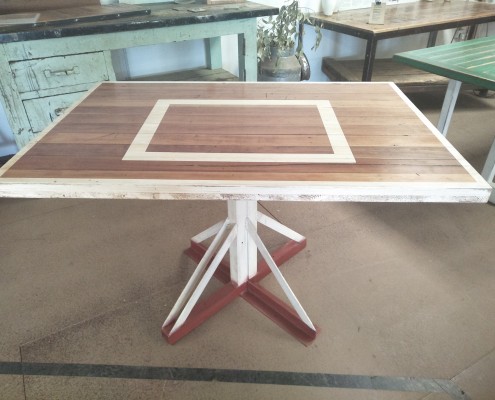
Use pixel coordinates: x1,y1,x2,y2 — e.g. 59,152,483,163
0,0,98,14
0,82,490,202
313,0,495,36
121,98,354,164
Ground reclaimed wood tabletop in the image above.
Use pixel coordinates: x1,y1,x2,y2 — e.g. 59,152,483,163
313,0,495,38
0,81,491,203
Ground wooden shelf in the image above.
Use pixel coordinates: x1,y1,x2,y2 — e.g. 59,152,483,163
0,154,13,167
322,58,450,92
131,68,238,82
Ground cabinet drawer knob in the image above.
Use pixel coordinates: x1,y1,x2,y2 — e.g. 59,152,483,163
44,66,80,78
54,107,68,117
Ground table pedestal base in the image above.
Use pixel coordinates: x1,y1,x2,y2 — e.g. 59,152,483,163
161,200,319,345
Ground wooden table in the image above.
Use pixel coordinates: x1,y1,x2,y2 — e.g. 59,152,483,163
0,2,277,149
313,0,495,83
394,35,495,202
0,82,490,344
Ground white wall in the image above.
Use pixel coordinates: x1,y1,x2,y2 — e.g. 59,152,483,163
0,1,494,155
123,40,207,78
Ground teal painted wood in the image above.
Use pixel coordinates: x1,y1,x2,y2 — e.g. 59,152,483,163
206,37,223,70
0,3,277,149
394,36,495,90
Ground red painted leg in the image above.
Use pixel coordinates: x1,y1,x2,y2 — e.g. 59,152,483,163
243,282,319,346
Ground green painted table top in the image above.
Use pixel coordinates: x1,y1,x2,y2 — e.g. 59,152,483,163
393,36,495,90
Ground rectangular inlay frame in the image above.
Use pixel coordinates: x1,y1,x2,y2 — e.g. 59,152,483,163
123,99,356,164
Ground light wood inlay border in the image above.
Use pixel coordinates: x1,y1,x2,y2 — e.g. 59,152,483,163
123,99,355,164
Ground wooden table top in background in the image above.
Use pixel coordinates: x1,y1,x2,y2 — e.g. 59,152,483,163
0,2,277,43
0,82,490,203
394,35,495,90
314,0,495,82
313,0,495,38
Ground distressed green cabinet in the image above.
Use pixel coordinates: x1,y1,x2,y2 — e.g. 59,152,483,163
23,91,92,133
8,51,114,137
0,2,277,148
0,42,117,147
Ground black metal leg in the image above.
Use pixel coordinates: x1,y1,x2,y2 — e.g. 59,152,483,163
362,37,378,81
427,31,438,47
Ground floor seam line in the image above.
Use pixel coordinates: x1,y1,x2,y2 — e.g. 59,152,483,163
0,360,473,398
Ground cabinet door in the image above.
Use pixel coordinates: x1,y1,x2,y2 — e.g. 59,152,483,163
23,91,86,133
11,52,109,94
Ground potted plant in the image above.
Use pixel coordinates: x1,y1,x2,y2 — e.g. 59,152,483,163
257,0,322,81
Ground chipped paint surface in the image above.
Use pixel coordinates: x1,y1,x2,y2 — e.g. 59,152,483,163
0,3,273,148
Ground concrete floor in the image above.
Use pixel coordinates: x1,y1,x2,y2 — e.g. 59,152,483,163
0,90,494,400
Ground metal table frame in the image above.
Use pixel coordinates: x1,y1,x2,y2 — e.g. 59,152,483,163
312,0,495,81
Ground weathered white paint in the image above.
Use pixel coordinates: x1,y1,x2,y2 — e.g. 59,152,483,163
246,219,316,331
191,220,225,243
163,218,232,328
164,198,313,335
228,200,258,283
167,223,237,335
257,211,306,242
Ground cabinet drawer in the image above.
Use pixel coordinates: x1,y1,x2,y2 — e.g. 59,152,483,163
24,91,86,133
11,52,109,94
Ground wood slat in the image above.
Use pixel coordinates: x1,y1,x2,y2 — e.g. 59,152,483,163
2,168,475,183
394,36,495,90
322,58,450,89
0,81,490,203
